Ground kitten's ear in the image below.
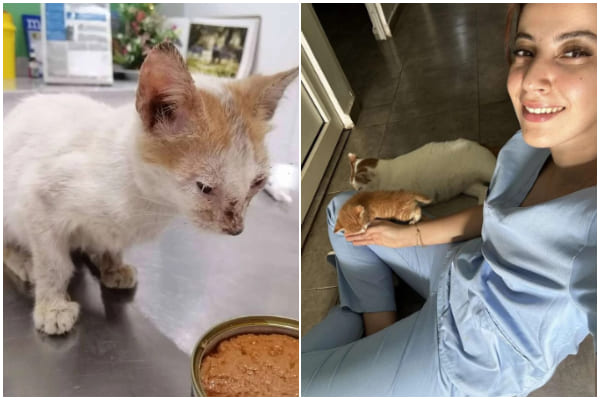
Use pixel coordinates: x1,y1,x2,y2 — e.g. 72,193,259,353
353,205,365,219
256,68,298,120
348,153,357,165
233,68,298,121
135,42,196,136
334,220,343,233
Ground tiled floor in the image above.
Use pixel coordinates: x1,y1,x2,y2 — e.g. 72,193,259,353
302,4,594,396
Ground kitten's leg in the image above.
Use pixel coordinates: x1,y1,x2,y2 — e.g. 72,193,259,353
463,182,489,205
408,207,422,224
28,229,80,335
4,244,34,282
90,251,137,289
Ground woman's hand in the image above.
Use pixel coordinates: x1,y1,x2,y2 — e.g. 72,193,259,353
344,220,416,248
343,205,484,248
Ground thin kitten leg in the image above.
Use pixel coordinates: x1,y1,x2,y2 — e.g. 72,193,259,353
90,251,137,289
4,244,34,282
28,228,80,335
463,182,489,205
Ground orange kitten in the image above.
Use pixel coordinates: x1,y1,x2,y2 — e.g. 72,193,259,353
334,191,432,234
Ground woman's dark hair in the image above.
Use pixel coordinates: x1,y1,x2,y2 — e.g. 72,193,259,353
505,4,525,65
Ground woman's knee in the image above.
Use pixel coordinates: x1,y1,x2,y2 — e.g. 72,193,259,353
326,191,356,230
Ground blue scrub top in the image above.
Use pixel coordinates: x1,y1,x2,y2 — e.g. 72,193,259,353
436,131,597,396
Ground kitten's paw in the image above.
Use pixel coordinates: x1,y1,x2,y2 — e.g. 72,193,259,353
408,215,421,224
33,298,80,335
101,264,138,289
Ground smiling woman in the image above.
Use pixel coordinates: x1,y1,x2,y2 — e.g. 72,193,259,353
301,3,596,396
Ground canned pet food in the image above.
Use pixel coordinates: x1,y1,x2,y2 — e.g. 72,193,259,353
191,316,299,397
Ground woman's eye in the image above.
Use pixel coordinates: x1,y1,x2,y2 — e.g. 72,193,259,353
513,48,533,58
197,181,213,194
563,48,591,58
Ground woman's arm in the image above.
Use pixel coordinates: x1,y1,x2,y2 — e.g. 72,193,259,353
346,204,484,248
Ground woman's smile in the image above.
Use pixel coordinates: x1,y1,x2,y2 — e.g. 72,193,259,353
521,102,566,122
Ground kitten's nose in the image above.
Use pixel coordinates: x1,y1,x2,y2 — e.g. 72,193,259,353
223,207,244,235
225,227,243,236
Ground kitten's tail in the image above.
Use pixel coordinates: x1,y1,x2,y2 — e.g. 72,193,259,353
413,193,433,205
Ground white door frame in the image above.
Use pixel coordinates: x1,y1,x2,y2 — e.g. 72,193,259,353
300,39,346,221
300,33,354,130
365,3,392,40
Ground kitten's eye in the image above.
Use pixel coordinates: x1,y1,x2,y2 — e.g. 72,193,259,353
197,181,213,194
252,176,266,189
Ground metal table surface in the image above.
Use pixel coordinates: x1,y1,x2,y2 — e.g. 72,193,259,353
4,191,299,396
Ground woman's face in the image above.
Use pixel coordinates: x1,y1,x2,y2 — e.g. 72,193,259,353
507,4,597,149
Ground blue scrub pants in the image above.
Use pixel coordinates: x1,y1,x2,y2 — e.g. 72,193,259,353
301,192,462,396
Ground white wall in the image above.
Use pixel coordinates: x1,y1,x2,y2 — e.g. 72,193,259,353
158,3,299,167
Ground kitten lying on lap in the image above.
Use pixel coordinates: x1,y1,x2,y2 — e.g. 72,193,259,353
334,190,432,234
3,42,297,335
349,139,497,204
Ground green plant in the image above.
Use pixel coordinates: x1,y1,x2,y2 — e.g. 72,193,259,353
112,3,178,69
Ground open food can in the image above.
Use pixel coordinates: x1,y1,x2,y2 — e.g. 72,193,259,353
191,315,299,397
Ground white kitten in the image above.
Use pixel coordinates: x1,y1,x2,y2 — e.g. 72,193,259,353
3,42,297,335
349,138,496,204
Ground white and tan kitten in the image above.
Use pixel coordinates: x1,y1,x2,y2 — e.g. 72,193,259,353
349,138,497,204
333,190,432,234
3,42,297,335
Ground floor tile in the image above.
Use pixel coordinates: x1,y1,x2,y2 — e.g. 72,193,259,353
478,60,512,106
477,28,506,64
395,29,478,69
356,106,391,128
475,3,511,22
395,4,477,35
381,107,479,158
355,77,399,108
390,62,478,121
479,100,520,147
301,286,338,336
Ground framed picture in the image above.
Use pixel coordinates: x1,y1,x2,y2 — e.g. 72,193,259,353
185,17,260,79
